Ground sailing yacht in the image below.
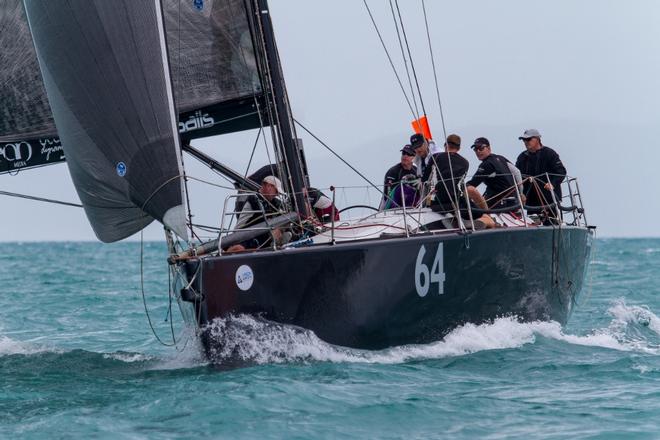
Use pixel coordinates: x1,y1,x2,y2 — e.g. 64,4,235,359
1,0,593,360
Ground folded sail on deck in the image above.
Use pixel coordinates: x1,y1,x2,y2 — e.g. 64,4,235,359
1,0,264,174
24,0,189,242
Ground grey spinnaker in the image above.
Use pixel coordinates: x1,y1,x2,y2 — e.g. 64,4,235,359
24,0,188,242
1,0,263,146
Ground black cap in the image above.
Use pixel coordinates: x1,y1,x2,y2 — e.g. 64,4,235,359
471,137,490,149
400,145,415,156
410,133,426,149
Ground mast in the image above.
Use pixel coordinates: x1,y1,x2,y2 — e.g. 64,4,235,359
253,0,308,217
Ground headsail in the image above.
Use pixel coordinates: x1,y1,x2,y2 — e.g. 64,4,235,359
24,0,188,242
1,0,265,175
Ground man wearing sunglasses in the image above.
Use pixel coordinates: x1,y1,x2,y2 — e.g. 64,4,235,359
466,137,518,209
515,129,566,214
381,144,418,208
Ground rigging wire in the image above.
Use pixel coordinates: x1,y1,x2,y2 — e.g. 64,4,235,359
361,1,462,221
243,127,263,177
389,0,420,121
362,0,416,119
392,0,460,218
422,0,448,143
250,1,289,195
172,0,195,243
293,118,382,195
0,190,83,208
393,0,427,117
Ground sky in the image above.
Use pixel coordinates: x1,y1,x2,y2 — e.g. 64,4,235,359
1,0,659,241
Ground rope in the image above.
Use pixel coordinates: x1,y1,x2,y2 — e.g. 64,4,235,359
0,190,83,208
362,0,416,119
139,230,176,347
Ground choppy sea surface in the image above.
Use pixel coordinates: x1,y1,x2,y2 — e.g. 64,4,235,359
0,239,658,439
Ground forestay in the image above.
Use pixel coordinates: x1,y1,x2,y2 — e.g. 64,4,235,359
24,0,189,242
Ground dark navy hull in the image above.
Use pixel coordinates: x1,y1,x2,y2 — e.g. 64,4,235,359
183,226,594,351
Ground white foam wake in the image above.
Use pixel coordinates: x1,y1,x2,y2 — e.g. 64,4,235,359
204,305,660,365
0,335,58,356
608,300,660,336
102,352,156,363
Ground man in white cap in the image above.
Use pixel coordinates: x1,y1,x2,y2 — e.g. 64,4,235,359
515,129,566,215
236,175,285,229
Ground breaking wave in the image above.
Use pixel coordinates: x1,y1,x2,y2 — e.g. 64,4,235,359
608,300,660,336
204,302,660,365
3,301,656,368
0,335,60,356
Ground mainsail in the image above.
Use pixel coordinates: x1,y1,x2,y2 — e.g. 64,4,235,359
23,0,191,242
1,0,265,174
0,0,60,173
166,0,266,138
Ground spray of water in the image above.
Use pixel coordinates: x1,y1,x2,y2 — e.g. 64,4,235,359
203,301,660,366
1,301,657,368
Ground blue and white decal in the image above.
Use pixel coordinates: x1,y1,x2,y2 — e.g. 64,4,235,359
193,0,204,11
235,264,254,291
116,161,127,177
414,244,445,297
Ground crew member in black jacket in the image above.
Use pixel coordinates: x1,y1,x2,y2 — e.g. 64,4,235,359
467,137,516,207
381,144,418,208
383,145,417,192
418,133,469,207
515,129,566,214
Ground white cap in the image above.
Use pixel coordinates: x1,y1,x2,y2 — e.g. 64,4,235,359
519,128,541,140
262,175,285,194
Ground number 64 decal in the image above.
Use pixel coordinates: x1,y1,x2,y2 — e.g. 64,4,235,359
415,244,445,297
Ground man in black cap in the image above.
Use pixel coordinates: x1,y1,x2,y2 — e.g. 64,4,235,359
466,137,518,208
411,133,432,180
515,129,566,214
381,144,418,208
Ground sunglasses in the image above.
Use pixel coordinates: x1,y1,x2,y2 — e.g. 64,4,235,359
402,152,415,157
472,144,488,151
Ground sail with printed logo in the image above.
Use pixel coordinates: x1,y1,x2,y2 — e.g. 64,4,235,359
0,0,265,175
23,0,190,242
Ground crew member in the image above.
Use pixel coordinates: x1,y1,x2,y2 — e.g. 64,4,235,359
424,134,469,207
424,134,495,228
382,144,418,208
411,133,440,182
466,137,517,208
236,175,285,230
234,163,283,214
306,187,340,222
515,129,567,214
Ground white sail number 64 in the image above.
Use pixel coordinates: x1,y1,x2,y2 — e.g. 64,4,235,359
415,244,445,297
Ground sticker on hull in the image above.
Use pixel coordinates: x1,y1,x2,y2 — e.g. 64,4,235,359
235,265,254,291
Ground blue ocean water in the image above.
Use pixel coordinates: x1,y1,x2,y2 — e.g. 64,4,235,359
0,239,658,439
